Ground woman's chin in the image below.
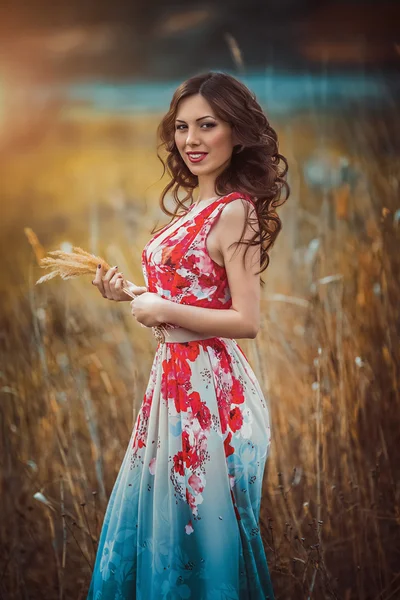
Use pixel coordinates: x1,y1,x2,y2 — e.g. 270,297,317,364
188,164,212,174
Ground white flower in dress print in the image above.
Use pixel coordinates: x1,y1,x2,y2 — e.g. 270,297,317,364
238,405,254,439
185,246,208,270
192,280,218,300
182,412,201,442
226,439,259,487
185,520,194,535
99,540,121,581
168,400,179,419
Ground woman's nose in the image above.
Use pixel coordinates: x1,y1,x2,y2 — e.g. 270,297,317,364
185,129,201,145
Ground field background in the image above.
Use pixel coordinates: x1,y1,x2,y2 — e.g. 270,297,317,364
1,3,400,599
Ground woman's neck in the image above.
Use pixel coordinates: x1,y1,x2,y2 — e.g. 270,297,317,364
191,194,223,208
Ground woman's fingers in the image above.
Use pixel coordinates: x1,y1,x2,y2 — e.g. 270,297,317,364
114,276,123,290
102,266,119,299
113,274,125,300
92,264,120,300
92,264,107,297
93,265,139,301
125,281,147,296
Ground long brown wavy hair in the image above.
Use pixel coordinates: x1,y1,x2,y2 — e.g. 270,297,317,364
153,70,290,287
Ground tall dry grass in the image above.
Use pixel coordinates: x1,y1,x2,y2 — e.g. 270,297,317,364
255,107,400,599
0,108,399,600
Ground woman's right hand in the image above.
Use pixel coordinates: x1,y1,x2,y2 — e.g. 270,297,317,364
92,264,147,301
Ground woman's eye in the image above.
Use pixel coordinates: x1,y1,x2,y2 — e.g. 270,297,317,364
176,123,215,130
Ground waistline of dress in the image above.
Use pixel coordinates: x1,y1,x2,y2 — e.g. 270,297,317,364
153,325,218,344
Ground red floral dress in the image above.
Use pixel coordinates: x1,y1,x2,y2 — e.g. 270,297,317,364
87,192,275,600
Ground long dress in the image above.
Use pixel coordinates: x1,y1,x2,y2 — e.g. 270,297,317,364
86,191,275,600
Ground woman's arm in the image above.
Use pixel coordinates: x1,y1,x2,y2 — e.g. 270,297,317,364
159,302,256,339
159,198,261,339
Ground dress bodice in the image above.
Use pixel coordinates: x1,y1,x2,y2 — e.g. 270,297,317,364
141,191,256,328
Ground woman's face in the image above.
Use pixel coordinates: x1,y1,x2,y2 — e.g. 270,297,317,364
174,94,235,177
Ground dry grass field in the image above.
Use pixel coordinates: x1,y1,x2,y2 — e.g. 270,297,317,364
0,106,399,599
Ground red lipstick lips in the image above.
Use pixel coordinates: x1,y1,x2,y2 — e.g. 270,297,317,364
187,152,208,163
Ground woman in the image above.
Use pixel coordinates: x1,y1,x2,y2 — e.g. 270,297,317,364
87,71,289,599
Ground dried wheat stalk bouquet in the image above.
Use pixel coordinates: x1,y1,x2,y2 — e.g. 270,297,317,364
26,228,169,343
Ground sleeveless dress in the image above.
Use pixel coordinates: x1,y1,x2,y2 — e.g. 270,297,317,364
86,191,275,600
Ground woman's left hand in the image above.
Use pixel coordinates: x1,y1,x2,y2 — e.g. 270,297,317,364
130,292,167,328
